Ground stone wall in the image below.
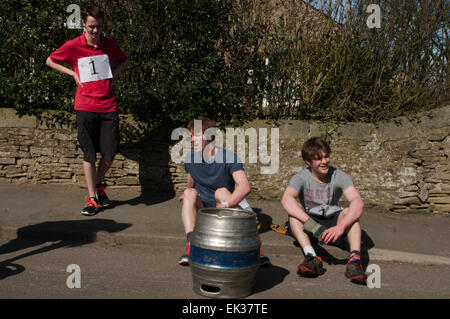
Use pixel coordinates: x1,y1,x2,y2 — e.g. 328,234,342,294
0,106,449,213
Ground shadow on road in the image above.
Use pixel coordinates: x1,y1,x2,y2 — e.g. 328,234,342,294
0,219,131,280
105,191,175,210
253,208,274,235
111,123,176,209
252,264,290,295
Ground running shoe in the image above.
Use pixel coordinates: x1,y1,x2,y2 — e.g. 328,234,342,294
297,253,326,277
95,184,110,207
345,259,367,284
178,242,190,266
81,196,100,216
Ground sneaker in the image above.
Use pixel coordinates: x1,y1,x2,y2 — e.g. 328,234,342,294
259,251,271,267
297,253,326,277
178,242,190,266
81,196,100,216
95,184,110,207
345,260,367,284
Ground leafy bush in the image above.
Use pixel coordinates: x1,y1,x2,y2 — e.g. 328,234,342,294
0,0,448,126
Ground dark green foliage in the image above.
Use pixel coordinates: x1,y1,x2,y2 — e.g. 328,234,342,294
0,0,447,126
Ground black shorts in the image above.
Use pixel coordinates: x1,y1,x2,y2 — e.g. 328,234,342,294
76,111,120,163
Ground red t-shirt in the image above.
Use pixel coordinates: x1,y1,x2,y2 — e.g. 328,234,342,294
49,33,127,113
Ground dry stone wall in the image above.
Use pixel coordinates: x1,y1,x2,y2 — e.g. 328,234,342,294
0,106,448,213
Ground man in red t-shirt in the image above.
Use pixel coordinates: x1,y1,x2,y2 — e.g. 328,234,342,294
46,6,128,216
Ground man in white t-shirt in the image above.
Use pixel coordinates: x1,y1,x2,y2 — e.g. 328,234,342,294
281,137,366,284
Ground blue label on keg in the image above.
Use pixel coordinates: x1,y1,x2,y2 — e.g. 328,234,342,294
190,246,259,269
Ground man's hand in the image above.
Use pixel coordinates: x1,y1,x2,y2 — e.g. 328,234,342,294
216,200,229,209
72,71,83,87
73,73,83,87
321,224,345,244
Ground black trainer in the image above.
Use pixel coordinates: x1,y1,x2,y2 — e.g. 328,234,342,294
81,196,100,216
345,260,367,284
297,253,326,277
95,184,110,207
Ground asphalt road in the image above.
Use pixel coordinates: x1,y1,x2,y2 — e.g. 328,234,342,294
1,237,449,299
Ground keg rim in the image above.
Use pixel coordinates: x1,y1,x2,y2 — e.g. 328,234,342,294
198,207,257,218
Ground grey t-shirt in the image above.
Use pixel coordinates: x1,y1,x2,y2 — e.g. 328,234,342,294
288,166,353,217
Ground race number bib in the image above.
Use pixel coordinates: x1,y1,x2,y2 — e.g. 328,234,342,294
77,54,113,83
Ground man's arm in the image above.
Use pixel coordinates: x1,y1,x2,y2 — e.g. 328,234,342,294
338,186,364,230
281,187,310,223
186,173,195,188
45,57,83,87
112,58,128,79
321,186,364,244
218,170,250,208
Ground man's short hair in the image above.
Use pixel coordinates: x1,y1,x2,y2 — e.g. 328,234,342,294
301,137,331,163
82,5,104,22
187,118,217,134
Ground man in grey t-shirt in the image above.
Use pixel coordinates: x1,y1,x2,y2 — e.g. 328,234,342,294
281,137,366,284
289,166,354,218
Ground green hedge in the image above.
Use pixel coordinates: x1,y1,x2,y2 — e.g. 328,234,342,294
1,0,448,127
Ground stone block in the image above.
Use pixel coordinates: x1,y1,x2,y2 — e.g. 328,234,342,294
276,120,309,139
30,147,54,157
337,122,373,142
434,204,450,213
394,196,422,206
428,196,450,204
0,157,16,165
0,108,37,128
51,171,72,179
115,176,140,185
376,118,413,142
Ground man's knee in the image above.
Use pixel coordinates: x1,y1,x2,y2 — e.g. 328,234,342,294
338,208,362,234
338,208,361,224
214,187,231,202
183,188,198,202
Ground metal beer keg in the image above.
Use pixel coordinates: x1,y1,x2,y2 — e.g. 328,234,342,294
189,207,261,298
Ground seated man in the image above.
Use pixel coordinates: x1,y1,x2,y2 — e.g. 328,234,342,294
178,118,269,266
281,137,366,284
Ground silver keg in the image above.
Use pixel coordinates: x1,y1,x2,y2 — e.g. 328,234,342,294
189,207,261,298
